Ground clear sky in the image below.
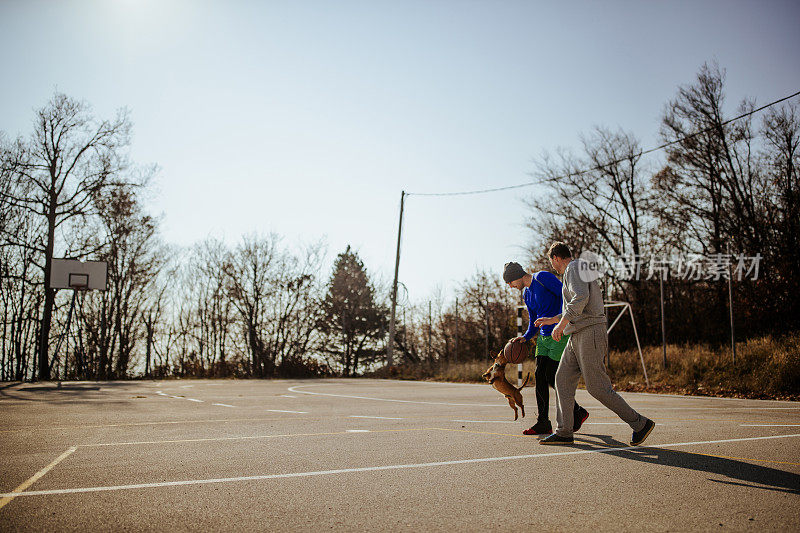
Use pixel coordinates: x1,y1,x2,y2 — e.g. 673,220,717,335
2,0,798,302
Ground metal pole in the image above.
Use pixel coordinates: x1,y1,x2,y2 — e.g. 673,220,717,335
52,290,77,378
660,275,667,369
484,308,489,359
387,191,405,367
516,306,524,388
627,303,649,387
728,243,736,364
606,306,628,334
454,297,459,362
428,301,432,360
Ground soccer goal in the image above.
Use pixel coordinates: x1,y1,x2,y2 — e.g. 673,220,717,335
604,301,650,387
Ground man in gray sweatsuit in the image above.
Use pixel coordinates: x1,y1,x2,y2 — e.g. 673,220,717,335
536,242,655,446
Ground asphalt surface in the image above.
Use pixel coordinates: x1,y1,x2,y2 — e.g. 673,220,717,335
0,378,798,532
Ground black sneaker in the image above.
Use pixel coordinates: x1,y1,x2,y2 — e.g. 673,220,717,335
630,418,655,446
539,433,574,445
573,408,589,432
523,420,552,435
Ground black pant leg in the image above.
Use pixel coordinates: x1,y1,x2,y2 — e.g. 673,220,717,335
534,356,551,422
543,355,558,387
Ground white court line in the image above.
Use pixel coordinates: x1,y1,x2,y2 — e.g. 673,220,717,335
639,407,800,411
77,429,368,447
287,385,505,407
451,420,636,425
452,420,517,424
186,399,203,403
180,385,194,389
0,416,312,434
281,395,297,398
212,403,236,408
266,409,308,414
346,430,371,433
287,384,797,411
620,389,800,404
2,433,798,499
741,424,800,427
349,415,405,420
0,446,77,509
582,422,634,425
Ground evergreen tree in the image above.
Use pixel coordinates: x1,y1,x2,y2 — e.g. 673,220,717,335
319,246,387,376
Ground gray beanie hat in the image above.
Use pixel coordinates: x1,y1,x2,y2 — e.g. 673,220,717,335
503,261,526,283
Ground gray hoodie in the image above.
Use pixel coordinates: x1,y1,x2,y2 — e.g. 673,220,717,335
561,259,606,334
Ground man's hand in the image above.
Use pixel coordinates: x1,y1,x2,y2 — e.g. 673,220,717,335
510,336,527,344
552,320,567,342
534,316,559,327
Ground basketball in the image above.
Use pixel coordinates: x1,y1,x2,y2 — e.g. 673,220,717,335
503,340,527,364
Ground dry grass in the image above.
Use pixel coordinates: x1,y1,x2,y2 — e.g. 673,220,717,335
368,332,800,400
608,331,800,400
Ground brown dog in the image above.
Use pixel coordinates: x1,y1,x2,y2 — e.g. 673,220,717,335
482,354,531,420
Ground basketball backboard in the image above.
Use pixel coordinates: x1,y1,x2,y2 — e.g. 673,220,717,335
49,259,108,291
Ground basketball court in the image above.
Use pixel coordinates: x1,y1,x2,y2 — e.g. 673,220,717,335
1,379,798,531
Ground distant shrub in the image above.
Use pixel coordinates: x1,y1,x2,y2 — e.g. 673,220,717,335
277,356,332,378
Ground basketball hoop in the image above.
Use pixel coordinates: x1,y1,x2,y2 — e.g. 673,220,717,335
49,259,107,378
50,259,107,291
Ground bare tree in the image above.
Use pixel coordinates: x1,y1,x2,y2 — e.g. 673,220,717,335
758,102,800,328
762,102,800,259
179,239,238,375
652,62,776,339
98,183,162,377
141,260,174,378
266,241,326,375
1,93,132,380
224,234,279,376
1,134,44,380
524,126,656,336
459,269,517,360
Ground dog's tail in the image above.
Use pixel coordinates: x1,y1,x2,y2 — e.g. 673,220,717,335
517,372,532,391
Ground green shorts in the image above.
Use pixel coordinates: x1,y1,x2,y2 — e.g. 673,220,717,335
535,334,570,362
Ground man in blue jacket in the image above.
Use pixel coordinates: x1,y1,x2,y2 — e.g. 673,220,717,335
503,261,589,436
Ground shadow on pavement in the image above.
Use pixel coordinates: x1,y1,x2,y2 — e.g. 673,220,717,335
0,380,149,403
19,385,101,392
577,433,800,495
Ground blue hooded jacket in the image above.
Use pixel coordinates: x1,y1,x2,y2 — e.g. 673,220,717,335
522,271,563,339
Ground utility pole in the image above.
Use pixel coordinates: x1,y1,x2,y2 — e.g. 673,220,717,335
728,242,737,364
454,297,459,362
428,301,432,360
387,191,405,367
484,305,489,359
660,273,667,369
516,306,525,387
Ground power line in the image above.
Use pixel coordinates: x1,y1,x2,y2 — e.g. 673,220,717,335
386,87,799,359
407,88,800,198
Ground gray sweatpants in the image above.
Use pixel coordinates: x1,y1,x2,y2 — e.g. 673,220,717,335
555,322,647,437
